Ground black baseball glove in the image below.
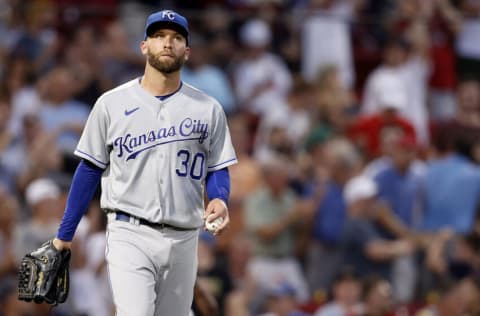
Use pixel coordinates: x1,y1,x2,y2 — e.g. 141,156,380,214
17,240,71,305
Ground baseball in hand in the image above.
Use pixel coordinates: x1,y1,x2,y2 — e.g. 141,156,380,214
205,215,223,233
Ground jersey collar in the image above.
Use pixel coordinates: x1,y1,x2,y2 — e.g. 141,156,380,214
156,82,183,101
134,77,184,106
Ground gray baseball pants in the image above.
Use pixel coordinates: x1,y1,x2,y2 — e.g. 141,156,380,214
105,213,199,316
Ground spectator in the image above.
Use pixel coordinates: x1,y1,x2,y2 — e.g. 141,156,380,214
361,33,430,145
255,76,314,157
415,276,480,316
233,18,292,117
99,20,144,86
340,175,415,280
305,138,361,294
373,135,424,229
259,282,310,316
2,113,62,194
301,0,359,88
36,66,90,157
4,56,42,139
12,1,60,73
389,0,461,121
313,266,363,316
198,5,236,70
360,276,394,316
65,24,113,106
424,210,480,283
13,178,63,263
243,156,311,305
313,64,356,134
421,137,480,234
253,119,295,165
363,122,426,181
369,134,425,302
454,78,480,126
348,87,416,159
182,32,236,115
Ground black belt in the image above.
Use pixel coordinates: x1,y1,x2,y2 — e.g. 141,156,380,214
111,210,196,231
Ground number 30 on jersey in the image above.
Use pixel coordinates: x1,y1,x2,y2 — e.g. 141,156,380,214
175,150,205,180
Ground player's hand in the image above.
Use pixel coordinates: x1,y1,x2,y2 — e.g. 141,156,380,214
52,237,72,251
203,198,230,236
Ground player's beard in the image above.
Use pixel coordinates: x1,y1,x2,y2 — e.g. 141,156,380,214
147,50,186,74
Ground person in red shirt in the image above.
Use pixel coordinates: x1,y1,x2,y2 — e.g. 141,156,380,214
348,92,416,159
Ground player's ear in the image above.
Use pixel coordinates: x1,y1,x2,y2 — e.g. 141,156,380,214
140,40,148,56
184,46,191,61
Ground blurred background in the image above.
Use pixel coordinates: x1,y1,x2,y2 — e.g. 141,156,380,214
0,0,480,315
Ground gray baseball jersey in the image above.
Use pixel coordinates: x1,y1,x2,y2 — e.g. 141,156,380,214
74,78,237,228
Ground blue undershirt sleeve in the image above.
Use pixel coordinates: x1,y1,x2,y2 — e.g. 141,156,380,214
57,159,103,241
205,167,230,205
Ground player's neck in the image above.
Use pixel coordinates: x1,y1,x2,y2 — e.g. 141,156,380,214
141,67,182,96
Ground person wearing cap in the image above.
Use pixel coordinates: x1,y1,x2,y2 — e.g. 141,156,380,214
48,8,237,316
14,178,62,263
233,18,292,117
339,175,416,281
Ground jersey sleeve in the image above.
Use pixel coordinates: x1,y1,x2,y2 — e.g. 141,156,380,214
74,98,110,169
207,103,237,171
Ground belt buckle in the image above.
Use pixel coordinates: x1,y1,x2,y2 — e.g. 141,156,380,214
130,216,140,226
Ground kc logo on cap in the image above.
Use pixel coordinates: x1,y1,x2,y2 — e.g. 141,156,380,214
161,10,176,20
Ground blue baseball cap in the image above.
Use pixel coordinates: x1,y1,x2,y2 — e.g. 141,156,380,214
144,10,189,45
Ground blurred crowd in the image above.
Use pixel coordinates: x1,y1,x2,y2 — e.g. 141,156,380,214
1,0,480,315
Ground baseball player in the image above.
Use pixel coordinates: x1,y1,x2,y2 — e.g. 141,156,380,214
50,9,237,316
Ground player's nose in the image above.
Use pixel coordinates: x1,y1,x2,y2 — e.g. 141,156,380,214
162,36,175,48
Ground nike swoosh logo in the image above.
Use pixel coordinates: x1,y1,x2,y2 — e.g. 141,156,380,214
124,107,140,116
